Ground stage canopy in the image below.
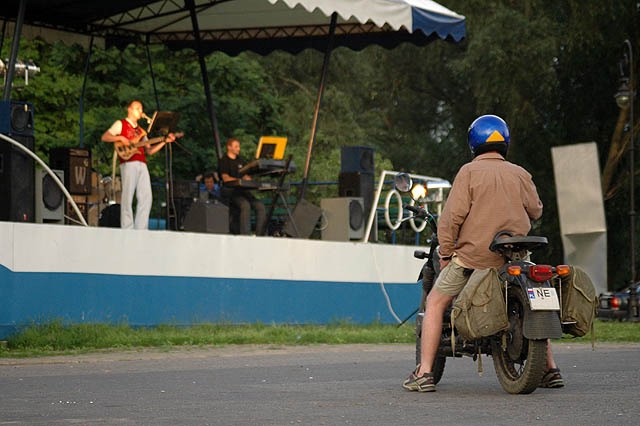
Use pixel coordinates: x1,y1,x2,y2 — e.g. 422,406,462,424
0,0,465,54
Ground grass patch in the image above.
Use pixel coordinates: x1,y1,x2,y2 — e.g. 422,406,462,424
0,320,416,357
1,319,637,358
561,320,640,343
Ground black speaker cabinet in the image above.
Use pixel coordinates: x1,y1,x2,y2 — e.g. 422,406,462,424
341,146,374,174
0,100,34,136
0,101,35,222
0,134,35,222
338,171,374,218
49,147,92,195
183,201,229,234
99,204,121,228
283,198,322,239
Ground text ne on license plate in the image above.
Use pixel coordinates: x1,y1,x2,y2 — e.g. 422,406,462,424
527,287,560,310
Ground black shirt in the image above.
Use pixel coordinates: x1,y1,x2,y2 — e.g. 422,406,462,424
218,154,246,180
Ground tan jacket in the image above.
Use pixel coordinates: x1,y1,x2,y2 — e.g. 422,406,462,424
437,152,543,269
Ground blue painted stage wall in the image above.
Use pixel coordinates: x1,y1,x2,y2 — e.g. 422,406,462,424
0,265,420,338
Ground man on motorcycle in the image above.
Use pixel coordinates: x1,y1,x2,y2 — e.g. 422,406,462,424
403,115,564,392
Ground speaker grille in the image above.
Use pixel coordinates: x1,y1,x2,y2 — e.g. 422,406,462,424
42,173,64,210
11,105,32,133
349,199,364,230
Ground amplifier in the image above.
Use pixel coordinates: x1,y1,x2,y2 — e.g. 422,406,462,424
50,147,92,195
183,201,229,234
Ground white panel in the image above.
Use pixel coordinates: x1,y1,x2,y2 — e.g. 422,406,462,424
5,223,421,284
552,142,607,294
560,232,607,295
551,142,606,235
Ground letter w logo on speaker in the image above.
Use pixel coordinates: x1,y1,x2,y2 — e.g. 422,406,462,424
74,165,86,186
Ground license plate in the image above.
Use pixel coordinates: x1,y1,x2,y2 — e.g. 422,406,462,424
527,287,560,310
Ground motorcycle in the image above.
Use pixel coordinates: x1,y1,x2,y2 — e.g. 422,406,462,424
394,173,565,394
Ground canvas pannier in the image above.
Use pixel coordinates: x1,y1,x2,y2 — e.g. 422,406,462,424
558,266,597,337
451,268,509,340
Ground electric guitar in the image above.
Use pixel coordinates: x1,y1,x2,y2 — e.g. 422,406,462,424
115,132,184,160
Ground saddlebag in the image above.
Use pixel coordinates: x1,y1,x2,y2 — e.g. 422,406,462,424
558,266,597,337
451,268,509,341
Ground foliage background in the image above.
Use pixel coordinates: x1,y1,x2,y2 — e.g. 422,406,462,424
1,0,637,290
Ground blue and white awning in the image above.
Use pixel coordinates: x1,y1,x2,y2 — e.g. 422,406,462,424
0,0,466,54
273,0,466,42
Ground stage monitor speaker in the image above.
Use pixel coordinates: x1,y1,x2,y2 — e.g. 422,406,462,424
49,147,92,195
320,197,365,241
341,146,374,174
283,198,322,239
35,168,65,224
182,201,229,234
0,133,35,222
0,100,34,136
338,171,374,218
99,204,121,227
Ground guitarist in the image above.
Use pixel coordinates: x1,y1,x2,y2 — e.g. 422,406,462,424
101,100,175,230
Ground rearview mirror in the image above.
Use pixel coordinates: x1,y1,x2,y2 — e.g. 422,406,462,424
394,173,412,193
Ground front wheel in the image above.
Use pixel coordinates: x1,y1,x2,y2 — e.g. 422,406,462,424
491,286,547,394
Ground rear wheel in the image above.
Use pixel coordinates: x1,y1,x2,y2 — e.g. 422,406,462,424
492,286,547,394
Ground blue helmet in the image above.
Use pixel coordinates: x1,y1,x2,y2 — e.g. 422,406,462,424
467,115,510,157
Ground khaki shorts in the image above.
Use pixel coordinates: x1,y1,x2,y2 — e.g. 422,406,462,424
433,260,472,297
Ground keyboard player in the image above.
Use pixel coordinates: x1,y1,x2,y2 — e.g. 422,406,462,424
218,137,266,235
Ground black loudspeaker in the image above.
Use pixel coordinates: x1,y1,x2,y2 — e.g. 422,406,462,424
0,101,34,137
339,172,374,218
183,201,229,234
0,134,35,222
283,198,322,239
99,204,121,228
341,146,374,174
0,100,35,222
49,147,92,195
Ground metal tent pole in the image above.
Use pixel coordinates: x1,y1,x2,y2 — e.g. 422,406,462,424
186,0,222,160
623,39,637,319
145,40,172,230
79,35,94,148
298,12,338,202
2,0,27,101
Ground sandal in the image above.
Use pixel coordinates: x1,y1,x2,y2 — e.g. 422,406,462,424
539,368,564,388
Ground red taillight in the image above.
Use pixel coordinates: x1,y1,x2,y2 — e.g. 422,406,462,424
528,265,554,282
611,296,621,309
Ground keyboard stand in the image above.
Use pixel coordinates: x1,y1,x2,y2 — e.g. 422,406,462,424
263,155,298,236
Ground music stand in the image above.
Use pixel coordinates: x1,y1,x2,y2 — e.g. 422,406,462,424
145,111,180,231
147,111,180,136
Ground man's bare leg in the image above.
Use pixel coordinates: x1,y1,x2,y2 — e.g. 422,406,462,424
416,288,453,376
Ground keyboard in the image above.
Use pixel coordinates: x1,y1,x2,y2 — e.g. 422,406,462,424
238,159,297,175
225,180,279,191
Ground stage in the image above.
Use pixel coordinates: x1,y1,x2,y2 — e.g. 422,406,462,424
0,222,423,338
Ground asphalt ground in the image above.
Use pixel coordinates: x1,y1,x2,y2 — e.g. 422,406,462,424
1,342,639,426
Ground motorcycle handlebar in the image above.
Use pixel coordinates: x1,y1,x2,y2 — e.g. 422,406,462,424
404,204,437,233
404,204,426,217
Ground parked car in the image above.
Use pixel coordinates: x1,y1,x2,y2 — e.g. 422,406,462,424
598,283,640,320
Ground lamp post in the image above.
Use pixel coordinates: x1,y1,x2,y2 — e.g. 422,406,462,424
614,39,638,320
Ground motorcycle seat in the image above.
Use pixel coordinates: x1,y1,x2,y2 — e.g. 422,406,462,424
489,231,548,253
